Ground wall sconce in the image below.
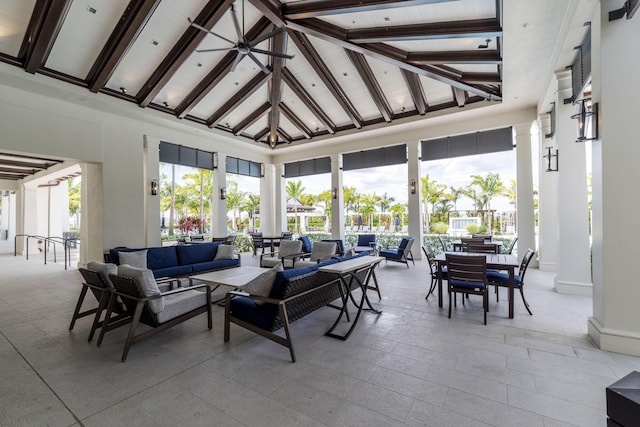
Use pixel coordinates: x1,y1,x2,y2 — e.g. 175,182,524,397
150,179,159,195
571,99,598,142
220,187,226,200
410,179,416,194
332,187,338,199
213,152,218,169
260,163,265,177
543,146,559,172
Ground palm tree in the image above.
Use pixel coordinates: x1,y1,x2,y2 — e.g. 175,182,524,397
316,189,332,229
182,169,213,233
421,175,446,230
467,172,506,229
358,193,378,227
225,181,246,231
243,193,260,231
68,178,81,229
343,186,358,225
286,180,305,232
390,203,406,230
448,186,463,213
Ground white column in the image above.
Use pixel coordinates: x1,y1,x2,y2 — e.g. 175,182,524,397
514,123,536,262
274,163,287,234
260,163,275,234
22,185,39,255
143,137,161,247
588,3,640,356
407,141,423,260
330,154,344,240
79,162,104,267
212,153,227,236
538,113,559,271
554,70,592,295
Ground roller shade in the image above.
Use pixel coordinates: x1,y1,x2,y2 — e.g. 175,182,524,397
421,127,513,161
284,157,331,177
159,141,215,170
343,144,407,171
226,156,262,177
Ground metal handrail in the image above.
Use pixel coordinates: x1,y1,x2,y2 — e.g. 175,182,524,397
14,234,78,270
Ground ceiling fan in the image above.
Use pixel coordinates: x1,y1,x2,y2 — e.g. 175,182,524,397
188,1,294,74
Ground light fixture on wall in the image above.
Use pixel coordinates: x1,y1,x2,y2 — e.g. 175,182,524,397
213,152,218,169
410,179,416,194
150,179,159,195
220,187,226,200
571,99,598,142
543,147,558,172
332,187,338,199
260,163,265,177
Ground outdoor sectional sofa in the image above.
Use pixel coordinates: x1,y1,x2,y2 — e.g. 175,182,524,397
106,242,240,278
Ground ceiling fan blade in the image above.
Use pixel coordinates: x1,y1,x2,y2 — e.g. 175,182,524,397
187,17,236,46
229,4,244,42
230,51,245,72
250,48,295,60
196,47,237,53
248,27,285,48
247,52,270,74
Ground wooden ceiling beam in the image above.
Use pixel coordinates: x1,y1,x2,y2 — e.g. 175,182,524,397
283,0,457,19
281,68,335,134
277,128,292,144
268,31,287,148
286,18,502,100
344,49,393,122
0,174,25,180
0,159,48,169
175,17,272,119
254,127,269,142
21,0,73,73
288,31,363,128
347,19,502,43
206,71,272,127
0,152,63,163
86,0,161,92
401,69,428,115
232,102,271,135
408,50,502,65
0,167,32,176
136,0,234,107
461,72,501,84
280,104,313,139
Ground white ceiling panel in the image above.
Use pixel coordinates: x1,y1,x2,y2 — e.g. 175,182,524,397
278,115,301,140
106,0,209,94
319,0,495,29
46,0,130,78
0,0,38,56
244,115,269,136
419,75,453,105
308,36,380,122
280,85,326,133
365,55,412,114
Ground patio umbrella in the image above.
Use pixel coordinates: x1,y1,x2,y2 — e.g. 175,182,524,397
358,215,363,227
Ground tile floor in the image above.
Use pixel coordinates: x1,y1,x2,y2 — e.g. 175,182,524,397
1,240,637,426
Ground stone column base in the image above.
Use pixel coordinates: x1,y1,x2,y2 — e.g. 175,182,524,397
554,278,592,296
589,316,640,357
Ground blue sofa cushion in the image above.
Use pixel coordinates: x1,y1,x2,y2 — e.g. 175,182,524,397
379,249,401,259
486,271,522,285
151,265,192,279
146,246,179,270
298,236,312,254
176,242,220,265
269,265,319,299
229,296,274,330
190,259,239,274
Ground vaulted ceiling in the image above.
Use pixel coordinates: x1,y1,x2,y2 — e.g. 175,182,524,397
0,0,504,149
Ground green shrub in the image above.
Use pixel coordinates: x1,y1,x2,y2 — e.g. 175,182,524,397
466,223,480,234
431,222,448,234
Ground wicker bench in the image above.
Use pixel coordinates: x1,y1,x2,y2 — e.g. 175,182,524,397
224,266,346,362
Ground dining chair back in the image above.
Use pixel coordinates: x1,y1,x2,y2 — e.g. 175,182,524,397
460,237,486,251
445,253,489,324
504,237,518,255
472,234,492,241
466,243,499,254
422,243,446,300
437,235,448,253
251,232,265,256
487,248,535,315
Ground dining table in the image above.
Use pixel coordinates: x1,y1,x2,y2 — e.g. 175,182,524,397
434,252,519,318
261,235,283,252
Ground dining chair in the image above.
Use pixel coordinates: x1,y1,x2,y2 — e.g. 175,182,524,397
422,243,447,300
437,235,448,253
445,253,489,324
504,237,518,255
466,243,499,254
251,232,266,257
487,248,535,315
472,234,492,242
460,237,486,251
